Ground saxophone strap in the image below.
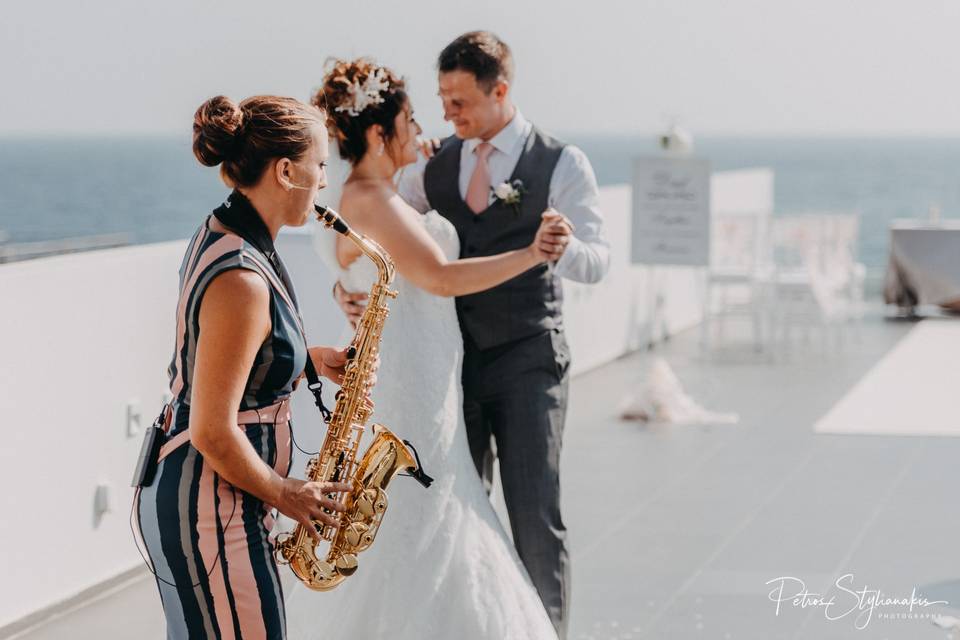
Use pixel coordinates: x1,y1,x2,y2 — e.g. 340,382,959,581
401,440,435,488
304,354,333,423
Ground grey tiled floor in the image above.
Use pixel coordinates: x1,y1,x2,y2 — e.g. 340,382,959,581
10,310,960,640
561,311,960,640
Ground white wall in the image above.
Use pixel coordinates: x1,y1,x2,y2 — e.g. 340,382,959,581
563,185,704,373
0,242,184,626
0,181,716,626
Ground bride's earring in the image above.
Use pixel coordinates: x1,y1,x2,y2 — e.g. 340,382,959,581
378,142,385,156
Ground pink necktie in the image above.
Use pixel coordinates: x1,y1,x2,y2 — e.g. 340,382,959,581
466,142,494,214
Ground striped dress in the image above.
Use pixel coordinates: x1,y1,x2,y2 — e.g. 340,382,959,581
133,214,307,640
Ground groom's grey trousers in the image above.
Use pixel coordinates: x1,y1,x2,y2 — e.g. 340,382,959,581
423,127,573,635
462,328,571,638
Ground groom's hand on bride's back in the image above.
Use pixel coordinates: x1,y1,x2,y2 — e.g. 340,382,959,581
416,136,442,159
333,280,368,328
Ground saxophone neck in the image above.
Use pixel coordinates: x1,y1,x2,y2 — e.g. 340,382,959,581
315,205,395,286
353,232,395,287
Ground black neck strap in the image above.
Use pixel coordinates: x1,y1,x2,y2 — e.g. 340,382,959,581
213,190,301,308
303,355,331,422
212,190,276,261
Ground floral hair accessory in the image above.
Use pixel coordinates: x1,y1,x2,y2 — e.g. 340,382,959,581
335,67,390,117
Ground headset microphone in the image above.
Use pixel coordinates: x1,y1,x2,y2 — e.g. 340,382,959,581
283,179,313,191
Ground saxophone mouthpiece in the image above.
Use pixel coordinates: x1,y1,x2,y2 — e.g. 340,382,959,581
314,205,350,236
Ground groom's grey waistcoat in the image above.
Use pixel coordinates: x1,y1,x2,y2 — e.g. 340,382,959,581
424,128,566,350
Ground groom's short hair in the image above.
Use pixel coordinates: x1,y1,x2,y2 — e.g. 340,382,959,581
437,31,514,93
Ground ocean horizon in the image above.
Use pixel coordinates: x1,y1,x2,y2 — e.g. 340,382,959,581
2,134,958,280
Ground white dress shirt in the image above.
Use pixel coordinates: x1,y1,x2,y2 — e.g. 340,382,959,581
397,111,610,284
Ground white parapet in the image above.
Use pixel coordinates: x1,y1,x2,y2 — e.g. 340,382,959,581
0,241,184,628
0,181,715,628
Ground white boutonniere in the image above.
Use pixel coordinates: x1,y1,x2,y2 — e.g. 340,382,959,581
491,179,526,216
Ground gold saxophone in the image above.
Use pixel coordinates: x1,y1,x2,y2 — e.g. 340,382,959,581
274,205,432,591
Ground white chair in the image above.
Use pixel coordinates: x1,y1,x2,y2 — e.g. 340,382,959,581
763,213,864,354
700,210,771,354
821,213,867,324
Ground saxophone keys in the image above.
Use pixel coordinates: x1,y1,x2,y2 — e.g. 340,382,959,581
343,522,370,547
374,489,387,514
311,560,337,582
354,489,378,517
335,553,359,575
273,534,293,564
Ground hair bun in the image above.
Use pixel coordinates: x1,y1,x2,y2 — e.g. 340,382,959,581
192,96,245,166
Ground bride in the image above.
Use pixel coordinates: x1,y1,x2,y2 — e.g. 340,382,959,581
283,60,566,639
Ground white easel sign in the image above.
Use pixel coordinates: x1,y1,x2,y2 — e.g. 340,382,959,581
631,156,711,266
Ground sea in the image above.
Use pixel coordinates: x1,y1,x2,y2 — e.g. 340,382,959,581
1,135,958,285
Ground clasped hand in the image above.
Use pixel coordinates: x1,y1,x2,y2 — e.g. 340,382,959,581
530,208,574,263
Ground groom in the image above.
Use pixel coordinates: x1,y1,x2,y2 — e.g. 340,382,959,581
335,31,609,636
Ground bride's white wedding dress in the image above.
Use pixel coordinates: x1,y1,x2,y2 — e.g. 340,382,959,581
285,210,557,640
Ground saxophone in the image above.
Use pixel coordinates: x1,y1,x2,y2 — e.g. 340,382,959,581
274,205,432,591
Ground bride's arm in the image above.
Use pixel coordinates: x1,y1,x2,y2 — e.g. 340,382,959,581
350,190,567,298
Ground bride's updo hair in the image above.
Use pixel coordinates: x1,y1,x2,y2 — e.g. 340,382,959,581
192,95,325,187
314,59,408,165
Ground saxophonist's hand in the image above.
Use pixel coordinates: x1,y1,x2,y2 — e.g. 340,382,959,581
276,478,353,542
306,345,378,406
309,345,349,385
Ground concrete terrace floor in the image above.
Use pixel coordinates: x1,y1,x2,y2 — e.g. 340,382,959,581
9,308,960,640
562,309,960,640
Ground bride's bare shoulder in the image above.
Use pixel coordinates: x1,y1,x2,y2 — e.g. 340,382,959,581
340,181,393,220
341,181,419,227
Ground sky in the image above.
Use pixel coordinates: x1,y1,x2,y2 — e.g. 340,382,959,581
2,0,959,137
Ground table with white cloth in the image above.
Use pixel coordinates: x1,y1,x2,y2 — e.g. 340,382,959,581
884,219,960,310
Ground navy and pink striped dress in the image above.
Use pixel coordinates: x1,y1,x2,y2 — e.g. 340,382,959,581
133,200,307,640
